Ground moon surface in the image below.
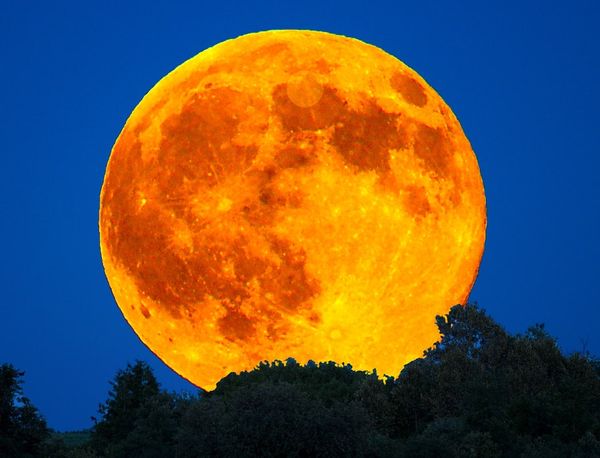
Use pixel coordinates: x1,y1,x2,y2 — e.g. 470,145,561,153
99,30,486,389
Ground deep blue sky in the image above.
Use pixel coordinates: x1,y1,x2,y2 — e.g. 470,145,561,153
1,1,598,431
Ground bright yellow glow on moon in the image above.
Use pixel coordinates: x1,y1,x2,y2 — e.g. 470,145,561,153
99,30,486,389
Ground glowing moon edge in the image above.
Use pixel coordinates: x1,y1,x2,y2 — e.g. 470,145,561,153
99,30,486,390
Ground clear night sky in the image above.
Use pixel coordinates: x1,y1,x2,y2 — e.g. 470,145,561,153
1,1,599,431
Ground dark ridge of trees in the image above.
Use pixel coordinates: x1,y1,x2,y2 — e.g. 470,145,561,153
3,304,600,457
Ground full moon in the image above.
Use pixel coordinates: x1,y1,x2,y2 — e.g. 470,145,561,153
99,30,486,389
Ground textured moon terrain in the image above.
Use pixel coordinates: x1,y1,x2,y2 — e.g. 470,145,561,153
99,30,486,389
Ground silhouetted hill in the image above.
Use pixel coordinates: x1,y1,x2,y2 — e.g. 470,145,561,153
3,304,600,457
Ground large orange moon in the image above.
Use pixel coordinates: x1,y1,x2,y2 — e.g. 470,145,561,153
99,30,486,389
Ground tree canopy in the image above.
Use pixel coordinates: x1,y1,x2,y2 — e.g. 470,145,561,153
0,364,52,457
4,304,600,457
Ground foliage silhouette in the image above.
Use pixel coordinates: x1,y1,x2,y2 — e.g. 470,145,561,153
0,363,54,457
5,304,600,457
89,360,191,458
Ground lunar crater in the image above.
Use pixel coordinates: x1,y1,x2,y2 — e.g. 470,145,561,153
390,71,428,107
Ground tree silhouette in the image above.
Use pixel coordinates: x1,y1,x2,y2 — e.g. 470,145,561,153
178,377,376,457
91,361,162,456
389,304,600,456
8,303,600,457
0,363,51,457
